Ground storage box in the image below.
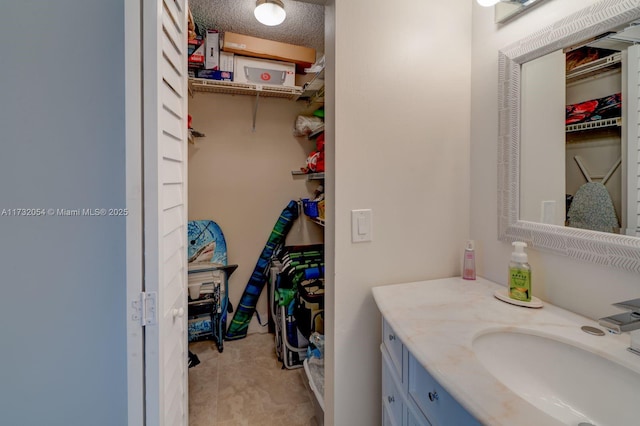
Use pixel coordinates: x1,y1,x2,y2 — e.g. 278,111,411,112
188,314,212,342
233,56,296,87
295,72,316,88
220,51,234,72
196,69,233,81
302,198,319,218
222,31,315,70
205,29,219,70
188,36,204,55
188,39,205,68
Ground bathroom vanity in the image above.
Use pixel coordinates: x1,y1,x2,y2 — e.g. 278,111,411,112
372,277,640,426
379,314,479,426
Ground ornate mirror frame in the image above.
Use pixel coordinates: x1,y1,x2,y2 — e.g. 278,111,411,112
498,0,640,273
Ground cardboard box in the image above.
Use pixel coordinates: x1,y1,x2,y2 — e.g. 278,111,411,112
222,31,315,70
205,30,219,70
233,56,296,87
196,70,233,81
295,72,316,88
188,41,205,68
220,51,234,72
188,36,204,55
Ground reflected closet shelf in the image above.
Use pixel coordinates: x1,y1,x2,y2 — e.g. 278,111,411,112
566,117,621,133
566,52,621,85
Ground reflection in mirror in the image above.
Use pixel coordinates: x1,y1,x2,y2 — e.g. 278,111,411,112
520,50,565,226
520,24,640,235
565,37,625,235
494,0,549,24
498,0,640,273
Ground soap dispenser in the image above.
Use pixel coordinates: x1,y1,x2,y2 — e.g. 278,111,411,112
509,242,531,302
462,240,476,280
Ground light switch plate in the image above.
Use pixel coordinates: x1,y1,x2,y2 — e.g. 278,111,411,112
541,200,556,224
351,209,372,243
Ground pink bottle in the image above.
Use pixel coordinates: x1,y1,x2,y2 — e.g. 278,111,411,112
462,240,476,280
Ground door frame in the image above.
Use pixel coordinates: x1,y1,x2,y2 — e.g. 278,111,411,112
125,0,144,424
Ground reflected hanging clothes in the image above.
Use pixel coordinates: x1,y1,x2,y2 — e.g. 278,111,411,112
567,182,619,233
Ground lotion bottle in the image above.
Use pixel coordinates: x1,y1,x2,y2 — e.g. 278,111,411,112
509,242,531,301
462,240,476,280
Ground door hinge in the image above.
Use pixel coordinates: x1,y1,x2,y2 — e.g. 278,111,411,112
131,291,157,326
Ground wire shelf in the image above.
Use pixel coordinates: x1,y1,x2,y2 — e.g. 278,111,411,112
566,117,621,133
566,52,622,85
189,78,303,100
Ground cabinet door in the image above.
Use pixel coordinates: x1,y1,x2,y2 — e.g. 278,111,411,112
406,403,431,426
382,403,396,426
381,345,403,426
407,353,480,426
382,318,404,378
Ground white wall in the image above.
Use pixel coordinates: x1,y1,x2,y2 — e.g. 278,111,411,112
520,50,565,225
187,93,323,334
470,0,640,321
0,1,128,425
328,0,472,424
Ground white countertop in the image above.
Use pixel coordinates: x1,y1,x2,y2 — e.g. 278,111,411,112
372,276,640,426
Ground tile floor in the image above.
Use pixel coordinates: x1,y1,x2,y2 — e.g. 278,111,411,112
188,332,319,426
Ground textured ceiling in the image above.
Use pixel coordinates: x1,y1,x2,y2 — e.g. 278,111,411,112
189,0,325,55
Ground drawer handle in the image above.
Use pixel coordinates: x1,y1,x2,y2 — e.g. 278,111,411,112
388,334,396,341
388,395,395,404
428,391,439,402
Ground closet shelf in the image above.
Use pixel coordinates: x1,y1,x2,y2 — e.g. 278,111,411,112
566,52,621,85
291,171,325,180
188,128,205,144
299,69,325,99
566,117,621,133
308,125,325,139
189,77,303,100
309,217,325,227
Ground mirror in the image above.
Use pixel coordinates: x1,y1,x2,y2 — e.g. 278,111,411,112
520,25,640,235
498,0,640,273
494,0,549,24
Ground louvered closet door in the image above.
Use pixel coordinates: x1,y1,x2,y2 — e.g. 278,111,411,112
142,0,189,425
624,44,640,236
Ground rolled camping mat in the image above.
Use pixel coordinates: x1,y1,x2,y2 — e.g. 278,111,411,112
225,200,299,340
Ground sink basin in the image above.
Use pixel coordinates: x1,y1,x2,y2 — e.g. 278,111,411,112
473,330,640,425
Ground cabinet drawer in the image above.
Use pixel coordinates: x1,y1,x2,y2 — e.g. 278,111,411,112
406,402,431,426
382,403,394,426
381,344,403,426
407,353,480,426
382,318,403,379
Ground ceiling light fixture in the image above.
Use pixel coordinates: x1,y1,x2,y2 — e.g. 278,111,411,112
254,0,286,26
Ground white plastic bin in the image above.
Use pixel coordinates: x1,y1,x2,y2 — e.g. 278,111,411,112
303,358,324,426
